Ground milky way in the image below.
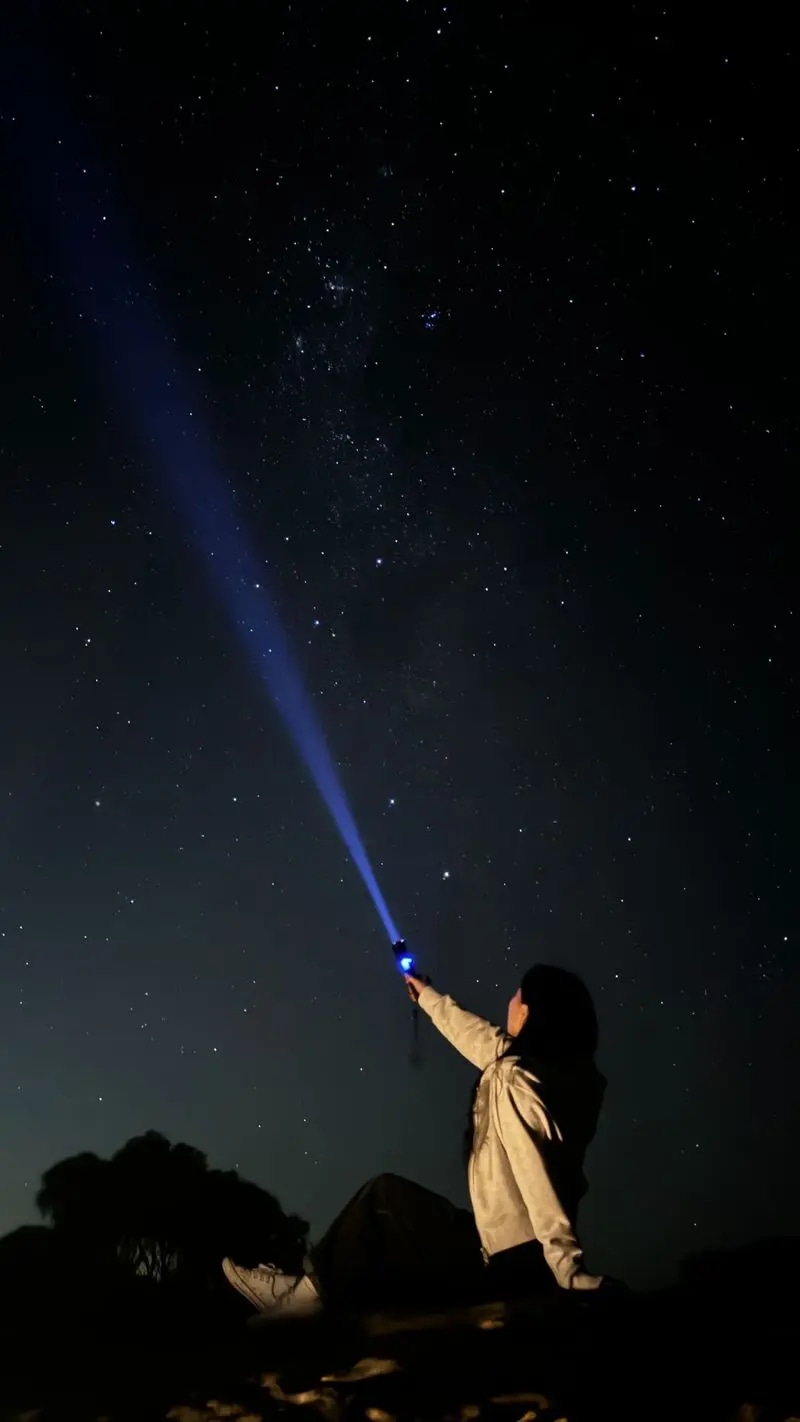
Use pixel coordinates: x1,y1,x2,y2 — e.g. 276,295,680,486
0,7,793,1289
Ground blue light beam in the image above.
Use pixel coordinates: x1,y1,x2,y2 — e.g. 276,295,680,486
4,56,400,944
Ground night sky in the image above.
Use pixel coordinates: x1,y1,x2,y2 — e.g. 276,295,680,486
0,8,794,1291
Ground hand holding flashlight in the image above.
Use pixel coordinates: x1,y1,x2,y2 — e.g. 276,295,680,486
392,940,430,1002
403,972,430,1004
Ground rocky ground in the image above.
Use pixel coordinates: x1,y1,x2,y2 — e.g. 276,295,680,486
1,1286,798,1422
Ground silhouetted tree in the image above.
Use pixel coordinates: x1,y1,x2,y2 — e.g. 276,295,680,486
36,1151,110,1236
106,1132,208,1282
32,1130,307,1293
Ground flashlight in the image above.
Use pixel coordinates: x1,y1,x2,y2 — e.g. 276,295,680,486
393,940,426,1067
392,940,416,974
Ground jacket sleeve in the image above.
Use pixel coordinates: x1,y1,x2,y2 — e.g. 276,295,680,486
417,986,510,1071
494,1065,603,1291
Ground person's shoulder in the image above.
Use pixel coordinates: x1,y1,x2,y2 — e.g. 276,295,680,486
490,1058,549,1127
492,1054,543,1093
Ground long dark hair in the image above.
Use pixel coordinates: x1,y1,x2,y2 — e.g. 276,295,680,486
463,965,598,1165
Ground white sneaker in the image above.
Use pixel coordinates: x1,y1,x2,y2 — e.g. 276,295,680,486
222,1258,322,1319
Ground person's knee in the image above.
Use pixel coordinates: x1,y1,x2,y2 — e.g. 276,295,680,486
361,1173,407,1203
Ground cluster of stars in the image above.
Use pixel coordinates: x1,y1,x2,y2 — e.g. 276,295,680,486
0,3,792,1290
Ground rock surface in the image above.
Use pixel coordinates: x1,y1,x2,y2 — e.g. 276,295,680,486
1,1288,798,1422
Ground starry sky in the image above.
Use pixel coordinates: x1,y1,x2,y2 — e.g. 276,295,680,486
0,7,794,1290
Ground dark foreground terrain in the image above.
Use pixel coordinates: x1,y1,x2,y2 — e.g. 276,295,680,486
1,1277,798,1422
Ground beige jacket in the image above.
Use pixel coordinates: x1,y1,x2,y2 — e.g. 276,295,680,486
418,984,605,1291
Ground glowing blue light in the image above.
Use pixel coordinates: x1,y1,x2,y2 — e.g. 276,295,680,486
7,63,400,945
399,955,414,973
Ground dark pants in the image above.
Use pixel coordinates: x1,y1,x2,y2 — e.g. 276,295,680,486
306,1173,555,1311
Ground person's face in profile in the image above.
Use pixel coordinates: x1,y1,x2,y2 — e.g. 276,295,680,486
506,986,530,1038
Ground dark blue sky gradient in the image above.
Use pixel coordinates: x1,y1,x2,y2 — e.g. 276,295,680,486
0,6,794,1289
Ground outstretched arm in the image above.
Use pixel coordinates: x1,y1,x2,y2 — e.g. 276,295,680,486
406,977,510,1072
494,1065,603,1291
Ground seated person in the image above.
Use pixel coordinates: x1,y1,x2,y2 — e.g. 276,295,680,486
223,964,608,1319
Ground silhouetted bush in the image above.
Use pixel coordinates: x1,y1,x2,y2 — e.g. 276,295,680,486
0,1130,307,1324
